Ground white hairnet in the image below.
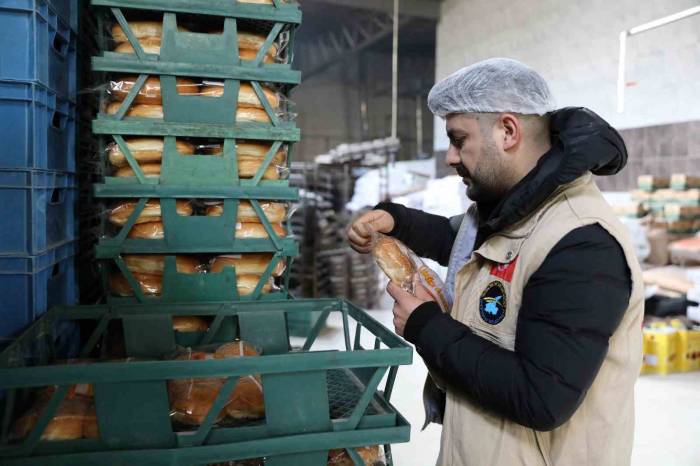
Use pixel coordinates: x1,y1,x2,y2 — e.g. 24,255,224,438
427,58,556,118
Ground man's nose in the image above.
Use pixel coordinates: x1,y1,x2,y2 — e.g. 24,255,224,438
445,145,460,166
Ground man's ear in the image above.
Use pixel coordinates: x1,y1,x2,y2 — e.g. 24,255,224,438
500,113,521,151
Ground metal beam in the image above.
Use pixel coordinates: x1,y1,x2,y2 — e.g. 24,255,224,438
303,0,441,19
298,14,413,80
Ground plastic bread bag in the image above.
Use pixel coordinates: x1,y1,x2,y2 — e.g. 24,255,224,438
199,80,283,111
12,394,98,441
126,221,165,240
167,341,264,426
210,254,287,277
107,76,201,104
110,272,162,296
172,316,211,333
328,445,386,466
204,201,290,224
372,234,451,312
371,234,416,293
122,254,205,276
235,274,277,297
106,137,196,167
234,222,287,239
108,199,193,227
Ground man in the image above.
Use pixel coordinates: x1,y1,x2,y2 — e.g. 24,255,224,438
347,58,643,466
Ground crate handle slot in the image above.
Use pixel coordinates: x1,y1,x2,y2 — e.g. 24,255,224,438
49,188,64,204
50,111,65,130
51,31,69,57
1,389,16,444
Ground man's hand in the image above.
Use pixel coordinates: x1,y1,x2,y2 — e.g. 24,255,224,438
387,276,435,337
347,210,395,253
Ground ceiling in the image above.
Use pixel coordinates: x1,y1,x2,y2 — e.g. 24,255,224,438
294,0,440,79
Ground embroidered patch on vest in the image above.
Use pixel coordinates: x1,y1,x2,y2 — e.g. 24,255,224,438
479,281,507,325
490,256,518,283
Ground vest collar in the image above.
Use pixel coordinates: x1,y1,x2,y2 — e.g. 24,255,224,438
474,173,593,264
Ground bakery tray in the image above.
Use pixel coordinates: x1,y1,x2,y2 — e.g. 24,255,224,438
0,299,412,466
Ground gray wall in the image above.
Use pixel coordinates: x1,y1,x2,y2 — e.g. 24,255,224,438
433,0,700,151
598,121,700,191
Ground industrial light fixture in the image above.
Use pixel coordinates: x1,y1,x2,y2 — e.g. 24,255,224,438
616,5,700,113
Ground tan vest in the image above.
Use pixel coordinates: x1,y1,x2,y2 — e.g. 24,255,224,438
437,173,643,466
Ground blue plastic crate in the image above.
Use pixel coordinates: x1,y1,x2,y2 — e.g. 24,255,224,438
0,169,77,255
0,80,76,171
0,0,78,31
0,0,77,100
0,241,77,338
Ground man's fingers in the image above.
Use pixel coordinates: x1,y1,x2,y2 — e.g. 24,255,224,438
413,275,435,302
347,228,369,246
386,281,402,300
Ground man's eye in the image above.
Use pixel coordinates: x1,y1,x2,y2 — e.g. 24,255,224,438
451,138,465,149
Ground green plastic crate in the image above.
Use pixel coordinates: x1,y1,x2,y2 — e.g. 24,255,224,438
92,0,302,23
96,197,298,254
95,135,297,189
101,254,294,303
0,299,412,466
91,5,301,86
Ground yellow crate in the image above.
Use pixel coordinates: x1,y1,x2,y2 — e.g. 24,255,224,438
669,319,700,372
641,324,679,375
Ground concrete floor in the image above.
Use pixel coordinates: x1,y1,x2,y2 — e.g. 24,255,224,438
313,309,700,466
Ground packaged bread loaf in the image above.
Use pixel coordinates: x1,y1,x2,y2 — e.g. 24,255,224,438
167,341,264,426
236,275,274,296
112,21,277,63
327,446,382,466
111,272,272,297
108,200,193,226
372,234,451,312
198,82,280,109
109,76,199,105
106,101,271,123
13,396,98,441
110,272,162,296
211,254,286,277
372,235,416,292
122,254,201,275
108,138,196,167
234,222,286,239
205,201,287,223
114,162,162,178
172,316,210,333
125,221,286,240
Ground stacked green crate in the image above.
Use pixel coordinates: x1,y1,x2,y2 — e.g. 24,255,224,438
91,0,301,303
0,2,413,465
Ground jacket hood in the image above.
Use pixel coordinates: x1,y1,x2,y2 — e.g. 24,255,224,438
479,107,627,239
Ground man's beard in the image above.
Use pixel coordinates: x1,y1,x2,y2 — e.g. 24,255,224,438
455,143,508,204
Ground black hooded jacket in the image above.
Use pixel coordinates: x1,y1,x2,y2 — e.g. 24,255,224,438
376,107,633,431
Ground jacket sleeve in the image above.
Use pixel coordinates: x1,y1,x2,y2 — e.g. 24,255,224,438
403,224,632,431
375,202,456,266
